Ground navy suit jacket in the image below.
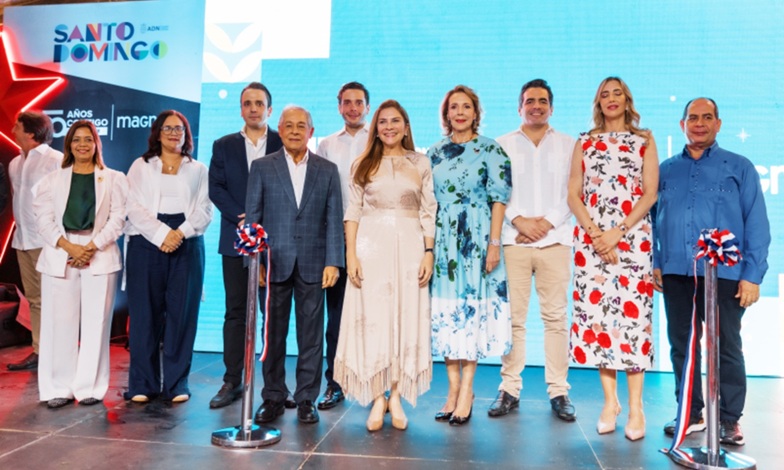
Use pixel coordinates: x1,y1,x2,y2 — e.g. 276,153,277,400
245,149,344,284
209,129,282,256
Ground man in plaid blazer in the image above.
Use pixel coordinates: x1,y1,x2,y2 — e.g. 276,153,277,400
245,105,344,425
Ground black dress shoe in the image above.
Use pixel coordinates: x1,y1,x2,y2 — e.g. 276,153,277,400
254,399,285,423
488,390,519,417
79,398,101,406
550,395,577,422
7,352,38,371
434,410,453,421
317,387,345,410
449,405,473,426
297,400,319,424
209,382,242,409
284,395,297,409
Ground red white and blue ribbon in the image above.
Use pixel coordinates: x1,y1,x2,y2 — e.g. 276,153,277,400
694,229,742,268
664,228,742,454
235,223,272,362
235,223,268,255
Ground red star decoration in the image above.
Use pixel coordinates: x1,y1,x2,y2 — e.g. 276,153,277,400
0,29,65,148
0,29,65,263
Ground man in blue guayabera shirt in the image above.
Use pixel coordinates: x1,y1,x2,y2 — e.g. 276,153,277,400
652,98,771,447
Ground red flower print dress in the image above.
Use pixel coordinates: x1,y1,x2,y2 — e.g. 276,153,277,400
570,132,654,371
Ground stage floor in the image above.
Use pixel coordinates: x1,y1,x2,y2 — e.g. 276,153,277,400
0,344,780,469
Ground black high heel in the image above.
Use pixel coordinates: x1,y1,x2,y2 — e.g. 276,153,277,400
434,410,453,421
449,404,473,426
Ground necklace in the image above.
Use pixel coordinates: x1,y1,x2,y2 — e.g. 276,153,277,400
162,159,179,174
451,133,477,144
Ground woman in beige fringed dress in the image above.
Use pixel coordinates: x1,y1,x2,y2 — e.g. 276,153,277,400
334,99,437,432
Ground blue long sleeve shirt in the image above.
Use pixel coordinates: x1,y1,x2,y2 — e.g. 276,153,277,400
653,142,770,283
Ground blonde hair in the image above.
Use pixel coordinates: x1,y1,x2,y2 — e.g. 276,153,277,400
590,76,646,137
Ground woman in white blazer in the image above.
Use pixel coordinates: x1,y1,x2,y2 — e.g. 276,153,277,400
33,120,128,408
124,110,212,404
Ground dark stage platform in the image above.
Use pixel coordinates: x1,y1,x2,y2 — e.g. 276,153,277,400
0,345,781,469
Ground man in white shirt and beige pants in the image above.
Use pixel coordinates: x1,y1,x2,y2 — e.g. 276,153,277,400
490,79,577,421
7,111,62,371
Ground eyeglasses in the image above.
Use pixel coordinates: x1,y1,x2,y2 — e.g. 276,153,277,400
161,125,185,135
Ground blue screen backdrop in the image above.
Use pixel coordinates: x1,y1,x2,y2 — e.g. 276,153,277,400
194,1,784,376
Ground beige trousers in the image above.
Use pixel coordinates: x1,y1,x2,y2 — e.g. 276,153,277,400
16,248,42,354
500,244,571,399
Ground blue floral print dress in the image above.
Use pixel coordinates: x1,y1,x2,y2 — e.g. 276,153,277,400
428,135,513,360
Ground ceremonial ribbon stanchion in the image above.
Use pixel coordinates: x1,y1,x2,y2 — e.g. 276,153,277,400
212,224,281,448
666,229,755,469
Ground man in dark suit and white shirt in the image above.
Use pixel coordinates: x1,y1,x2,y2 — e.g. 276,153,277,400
245,105,344,424
207,82,283,408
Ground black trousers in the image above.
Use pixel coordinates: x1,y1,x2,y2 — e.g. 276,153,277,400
262,263,325,403
662,274,747,422
126,213,205,400
221,255,265,387
324,266,346,390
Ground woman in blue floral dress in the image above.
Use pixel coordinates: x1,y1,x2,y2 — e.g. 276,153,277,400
567,77,659,441
429,85,512,426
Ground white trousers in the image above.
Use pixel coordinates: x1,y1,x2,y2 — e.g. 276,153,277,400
38,233,118,401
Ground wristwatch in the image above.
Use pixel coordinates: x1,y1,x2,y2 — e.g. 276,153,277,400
490,239,501,247
618,222,629,233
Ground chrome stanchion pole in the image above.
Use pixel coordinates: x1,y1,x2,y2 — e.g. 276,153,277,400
704,261,721,463
669,261,755,469
212,251,281,448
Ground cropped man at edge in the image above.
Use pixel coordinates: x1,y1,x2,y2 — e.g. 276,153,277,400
7,111,62,372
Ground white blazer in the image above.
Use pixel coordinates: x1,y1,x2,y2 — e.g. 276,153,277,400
33,166,128,277
125,156,212,247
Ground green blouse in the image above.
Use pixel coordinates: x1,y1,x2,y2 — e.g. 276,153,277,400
62,172,96,231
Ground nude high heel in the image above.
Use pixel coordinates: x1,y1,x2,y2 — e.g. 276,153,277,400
366,397,387,432
624,409,646,441
388,395,408,431
596,403,622,435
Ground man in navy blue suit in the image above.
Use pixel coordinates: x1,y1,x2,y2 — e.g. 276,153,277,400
245,105,344,424
207,82,283,409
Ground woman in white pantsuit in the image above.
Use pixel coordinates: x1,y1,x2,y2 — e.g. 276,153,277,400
33,120,128,408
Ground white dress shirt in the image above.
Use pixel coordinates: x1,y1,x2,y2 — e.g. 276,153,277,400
125,156,213,247
316,124,370,214
241,126,268,170
9,143,63,250
496,127,575,247
284,149,310,208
